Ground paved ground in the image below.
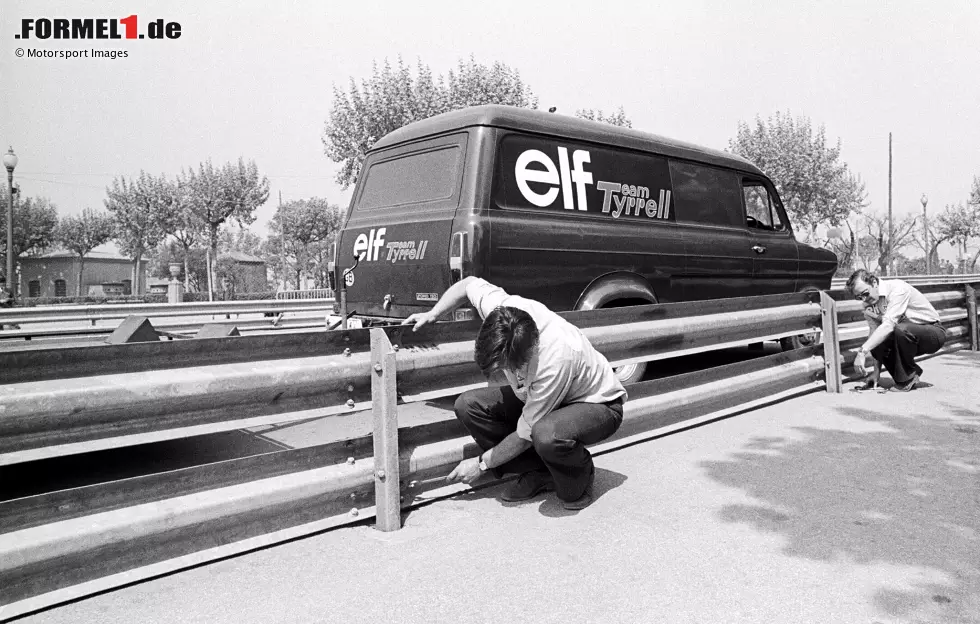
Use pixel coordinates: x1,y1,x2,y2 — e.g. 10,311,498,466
18,351,980,624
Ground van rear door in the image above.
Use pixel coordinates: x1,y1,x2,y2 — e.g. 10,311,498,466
334,133,467,319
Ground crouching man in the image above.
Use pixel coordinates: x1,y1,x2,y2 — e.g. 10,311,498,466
402,277,627,510
846,269,947,391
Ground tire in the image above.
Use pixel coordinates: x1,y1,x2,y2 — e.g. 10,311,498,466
780,287,823,351
614,361,647,385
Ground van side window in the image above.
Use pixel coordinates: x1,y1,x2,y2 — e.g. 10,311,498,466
668,161,743,228
742,181,786,231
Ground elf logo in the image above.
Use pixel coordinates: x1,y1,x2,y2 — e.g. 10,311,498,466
515,147,593,211
353,228,386,261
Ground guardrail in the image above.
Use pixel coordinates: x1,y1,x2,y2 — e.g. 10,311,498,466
0,298,338,342
0,285,976,619
831,273,980,289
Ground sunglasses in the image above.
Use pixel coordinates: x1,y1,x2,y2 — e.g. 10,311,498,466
854,289,873,301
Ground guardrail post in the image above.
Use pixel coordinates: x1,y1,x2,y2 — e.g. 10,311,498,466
966,284,978,351
370,328,401,531
820,292,842,392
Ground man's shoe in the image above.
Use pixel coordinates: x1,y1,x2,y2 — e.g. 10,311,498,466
501,470,554,502
890,373,919,392
561,468,596,511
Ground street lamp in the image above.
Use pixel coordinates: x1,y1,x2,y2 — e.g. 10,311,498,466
920,193,929,275
3,147,17,299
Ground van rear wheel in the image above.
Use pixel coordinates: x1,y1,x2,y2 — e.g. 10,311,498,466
614,361,647,385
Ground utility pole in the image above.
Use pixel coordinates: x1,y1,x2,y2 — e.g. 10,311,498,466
887,133,893,276
279,190,287,291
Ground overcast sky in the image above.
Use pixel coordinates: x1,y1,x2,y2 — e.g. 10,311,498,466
1,0,978,259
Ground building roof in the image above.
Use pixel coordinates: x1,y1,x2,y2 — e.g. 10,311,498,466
223,251,265,264
25,250,147,262
371,105,764,176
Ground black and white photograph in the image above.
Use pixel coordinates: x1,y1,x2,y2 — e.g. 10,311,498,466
1,1,979,622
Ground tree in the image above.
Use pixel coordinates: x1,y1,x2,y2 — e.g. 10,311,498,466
105,172,172,295
0,186,59,260
575,106,632,128
266,198,342,289
910,202,980,273
323,56,538,189
54,208,116,296
863,211,918,275
163,173,205,290
968,176,980,271
728,112,867,242
185,158,269,300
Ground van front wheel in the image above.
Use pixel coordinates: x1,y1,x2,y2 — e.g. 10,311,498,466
614,361,647,385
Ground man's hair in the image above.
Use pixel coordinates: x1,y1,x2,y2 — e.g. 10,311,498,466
845,269,878,294
474,306,539,375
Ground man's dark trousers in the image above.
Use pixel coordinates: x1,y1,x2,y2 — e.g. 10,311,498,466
870,321,947,384
454,385,623,501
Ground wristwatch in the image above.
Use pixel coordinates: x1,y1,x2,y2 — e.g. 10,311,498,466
478,453,488,472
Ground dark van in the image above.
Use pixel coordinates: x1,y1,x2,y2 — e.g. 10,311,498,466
330,105,838,382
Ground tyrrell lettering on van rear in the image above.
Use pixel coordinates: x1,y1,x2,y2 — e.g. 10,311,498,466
515,147,671,220
352,228,428,263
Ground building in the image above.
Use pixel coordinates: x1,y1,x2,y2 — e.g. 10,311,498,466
221,251,268,293
19,251,149,298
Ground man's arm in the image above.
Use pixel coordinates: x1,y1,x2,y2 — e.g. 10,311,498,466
483,431,532,468
446,431,532,485
401,276,478,331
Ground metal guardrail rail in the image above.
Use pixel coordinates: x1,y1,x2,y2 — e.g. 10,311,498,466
831,273,980,289
0,284,977,619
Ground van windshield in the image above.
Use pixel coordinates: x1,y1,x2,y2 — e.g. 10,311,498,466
356,146,461,211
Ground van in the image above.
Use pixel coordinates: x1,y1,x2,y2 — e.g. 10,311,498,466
330,105,838,382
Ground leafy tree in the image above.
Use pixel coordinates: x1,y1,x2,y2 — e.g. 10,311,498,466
728,112,867,242
0,186,59,261
323,56,538,189
54,208,116,296
105,171,172,294
575,106,632,128
163,173,205,290
443,56,539,110
185,158,269,300
266,198,342,289
910,202,980,273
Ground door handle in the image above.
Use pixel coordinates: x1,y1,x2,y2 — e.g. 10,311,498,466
752,245,766,254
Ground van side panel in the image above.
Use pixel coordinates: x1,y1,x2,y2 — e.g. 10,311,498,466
487,132,686,308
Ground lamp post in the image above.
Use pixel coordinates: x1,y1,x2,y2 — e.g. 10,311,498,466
920,193,930,275
3,147,17,299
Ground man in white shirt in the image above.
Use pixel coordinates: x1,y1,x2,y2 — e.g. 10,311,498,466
403,277,627,510
847,269,947,391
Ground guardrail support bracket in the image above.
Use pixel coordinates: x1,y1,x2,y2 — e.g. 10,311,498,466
820,292,842,393
966,284,978,351
370,328,401,531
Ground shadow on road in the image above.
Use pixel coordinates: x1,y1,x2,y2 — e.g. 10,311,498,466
700,404,980,622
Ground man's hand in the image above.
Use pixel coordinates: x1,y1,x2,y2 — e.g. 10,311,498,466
447,458,482,484
401,311,438,332
853,349,868,378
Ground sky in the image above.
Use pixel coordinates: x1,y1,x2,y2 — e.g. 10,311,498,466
1,0,978,260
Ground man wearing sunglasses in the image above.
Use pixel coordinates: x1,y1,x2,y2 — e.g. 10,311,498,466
845,269,946,391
